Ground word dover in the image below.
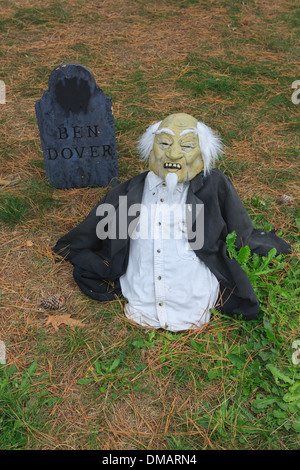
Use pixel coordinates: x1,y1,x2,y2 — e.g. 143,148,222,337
46,125,113,161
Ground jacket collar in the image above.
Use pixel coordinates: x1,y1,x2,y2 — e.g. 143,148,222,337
147,171,187,193
126,171,149,194
189,171,205,194
126,170,204,195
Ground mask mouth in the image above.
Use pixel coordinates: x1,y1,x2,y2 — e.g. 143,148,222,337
164,162,181,170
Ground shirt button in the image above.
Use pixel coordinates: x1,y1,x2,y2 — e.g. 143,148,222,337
158,302,163,306
158,221,161,226
160,198,164,202
158,276,162,280
157,249,161,253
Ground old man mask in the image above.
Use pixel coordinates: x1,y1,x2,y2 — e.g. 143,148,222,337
138,113,223,184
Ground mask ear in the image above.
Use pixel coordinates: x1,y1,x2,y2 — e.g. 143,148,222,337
148,147,158,172
138,121,162,161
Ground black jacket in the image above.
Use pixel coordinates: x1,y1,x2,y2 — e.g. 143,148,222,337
53,169,291,320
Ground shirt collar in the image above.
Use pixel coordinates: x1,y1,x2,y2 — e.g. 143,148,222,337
147,171,188,192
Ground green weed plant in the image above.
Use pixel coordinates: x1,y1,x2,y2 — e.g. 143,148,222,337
0,362,59,449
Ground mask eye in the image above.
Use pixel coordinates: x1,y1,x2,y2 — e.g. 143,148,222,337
181,144,193,150
160,141,170,147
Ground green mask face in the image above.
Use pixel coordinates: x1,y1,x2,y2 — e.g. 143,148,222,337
149,113,204,183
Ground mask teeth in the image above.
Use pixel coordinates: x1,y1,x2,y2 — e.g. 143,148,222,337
164,162,181,169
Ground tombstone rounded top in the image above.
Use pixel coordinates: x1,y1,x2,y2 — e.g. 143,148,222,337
49,63,96,90
48,63,98,115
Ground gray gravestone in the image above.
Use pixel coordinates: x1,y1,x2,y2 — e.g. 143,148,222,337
35,63,119,189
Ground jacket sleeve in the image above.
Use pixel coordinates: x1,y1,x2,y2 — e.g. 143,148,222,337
53,197,104,261
53,173,147,286
221,175,291,256
52,192,114,278
53,189,128,301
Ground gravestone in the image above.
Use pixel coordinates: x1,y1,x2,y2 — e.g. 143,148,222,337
35,63,119,189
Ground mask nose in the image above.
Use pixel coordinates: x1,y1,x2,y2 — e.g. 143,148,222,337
166,143,183,160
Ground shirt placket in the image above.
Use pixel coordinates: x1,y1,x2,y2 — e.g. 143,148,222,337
153,183,168,329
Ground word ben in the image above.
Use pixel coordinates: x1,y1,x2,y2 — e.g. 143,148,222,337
58,125,100,139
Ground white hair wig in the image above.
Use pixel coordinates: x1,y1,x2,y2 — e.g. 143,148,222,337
138,120,223,175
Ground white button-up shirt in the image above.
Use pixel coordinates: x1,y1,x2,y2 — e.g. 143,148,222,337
120,171,219,332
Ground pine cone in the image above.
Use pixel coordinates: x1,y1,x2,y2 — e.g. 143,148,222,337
278,194,293,205
39,294,65,310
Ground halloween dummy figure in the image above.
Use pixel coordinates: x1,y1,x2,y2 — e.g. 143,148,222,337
53,113,290,332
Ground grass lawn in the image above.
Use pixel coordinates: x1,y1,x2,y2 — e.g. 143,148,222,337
0,0,299,450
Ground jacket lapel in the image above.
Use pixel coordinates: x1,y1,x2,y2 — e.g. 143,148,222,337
185,172,205,248
110,172,148,257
